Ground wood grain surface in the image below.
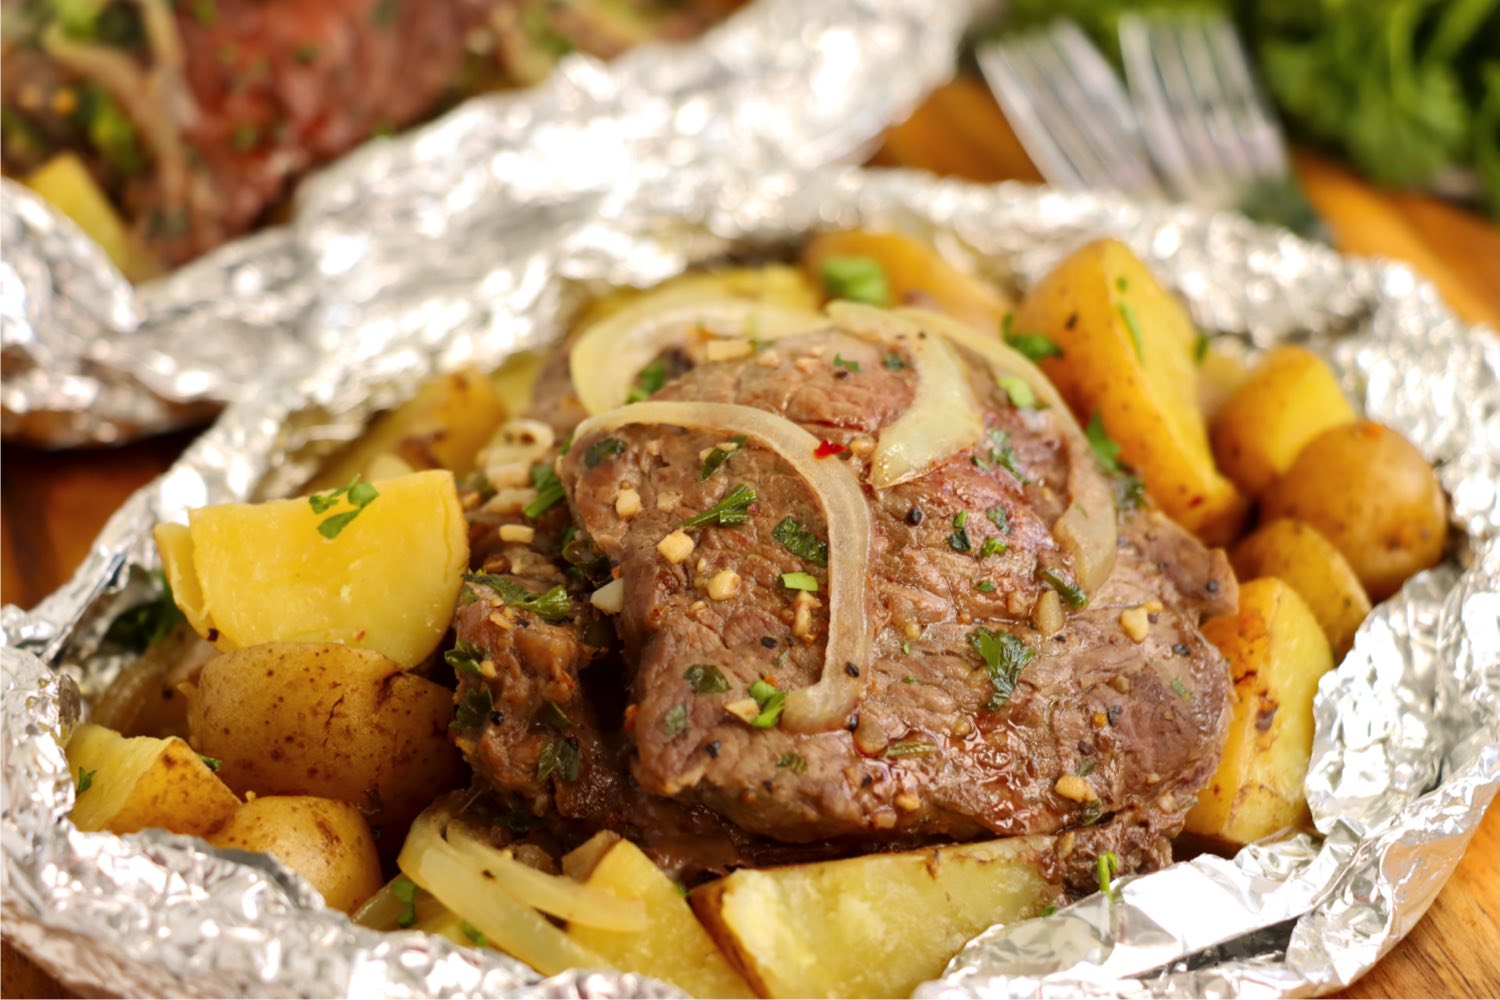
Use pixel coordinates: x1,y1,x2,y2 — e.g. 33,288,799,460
3,76,1497,999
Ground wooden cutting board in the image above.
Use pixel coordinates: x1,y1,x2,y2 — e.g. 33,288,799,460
2,76,1496,999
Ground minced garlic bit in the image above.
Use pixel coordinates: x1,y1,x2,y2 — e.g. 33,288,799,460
615,488,643,519
705,339,754,363
725,698,760,724
792,589,822,641
757,349,783,368
656,491,681,513
901,620,922,640
1033,590,1064,636
1109,674,1132,694
1054,774,1098,802
793,356,819,374
484,487,539,515
893,792,922,812
847,434,876,457
657,529,695,564
707,570,741,602
498,524,536,544
1119,606,1150,643
590,578,624,614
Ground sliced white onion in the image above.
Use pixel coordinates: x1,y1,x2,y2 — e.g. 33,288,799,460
828,302,985,491
569,294,827,416
574,401,871,733
479,418,556,488
893,307,1117,594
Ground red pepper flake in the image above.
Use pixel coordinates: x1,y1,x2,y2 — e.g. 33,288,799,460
814,440,846,459
623,704,639,732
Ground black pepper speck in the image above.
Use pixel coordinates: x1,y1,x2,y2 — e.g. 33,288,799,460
845,662,860,677
906,507,924,526
1173,642,1190,656
760,636,778,649
705,740,720,758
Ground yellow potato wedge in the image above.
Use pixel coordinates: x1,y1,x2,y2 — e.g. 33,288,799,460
568,839,754,999
310,370,508,491
25,153,159,281
155,469,468,667
1013,239,1246,544
209,795,382,914
1210,346,1356,498
1231,519,1372,660
802,229,1014,332
1196,342,1251,421
1261,421,1447,602
184,642,463,840
1185,578,1333,847
691,836,1058,999
66,723,239,837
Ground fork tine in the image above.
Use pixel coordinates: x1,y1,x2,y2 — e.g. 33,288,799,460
1174,17,1258,182
1120,14,1223,203
977,39,1094,190
1204,15,1288,178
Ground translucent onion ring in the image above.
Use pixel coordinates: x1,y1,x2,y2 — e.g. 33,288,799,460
892,306,1118,594
569,294,826,416
573,401,872,733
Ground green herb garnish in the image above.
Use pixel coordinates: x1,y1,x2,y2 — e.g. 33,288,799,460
883,741,937,758
701,435,747,480
987,429,1027,483
523,463,565,518
1118,302,1145,363
104,569,185,652
780,571,819,592
461,921,486,947
445,640,486,675
776,752,808,773
681,483,757,529
293,43,321,64
627,360,667,403
747,679,785,728
392,876,419,928
1096,850,1121,900
882,352,907,370
1040,568,1088,609
1084,412,1123,475
986,505,1011,534
584,436,626,469
453,686,494,730
197,755,222,773
979,537,1006,559
833,354,861,373
772,516,829,567
1171,677,1193,701
685,663,731,693
536,736,580,782
541,701,573,730
75,766,96,795
308,477,379,539
997,375,1038,409
662,703,688,736
1194,330,1211,364
976,580,996,592
1003,314,1062,362
465,572,572,622
968,626,1035,711
820,255,889,306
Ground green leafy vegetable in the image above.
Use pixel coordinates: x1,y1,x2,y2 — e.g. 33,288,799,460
1040,568,1088,609
747,679,786,728
987,505,1011,533
308,477,380,539
976,579,996,592
1084,411,1123,474
948,510,972,552
701,435,747,480
75,766,96,795
968,626,1035,710
104,570,185,652
772,516,830,566
997,375,1038,409
524,463,565,518
662,703,689,736
1117,302,1145,363
685,663,731,694
453,686,494,730
681,483,757,529
882,352,907,370
776,752,809,773
541,701,573,730
584,436,626,469
465,572,572,622
820,255,889,306
536,737,580,782
987,429,1027,482
627,361,667,403
833,354,861,373
392,876,419,928
461,921,487,947
1096,850,1121,900
1171,676,1194,701
780,571,819,592
1002,314,1063,362
197,755,222,773
444,640,486,675
979,537,1006,558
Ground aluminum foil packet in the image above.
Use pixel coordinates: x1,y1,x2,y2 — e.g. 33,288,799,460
0,0,984,447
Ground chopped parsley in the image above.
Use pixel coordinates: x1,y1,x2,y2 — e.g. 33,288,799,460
968,626,1035,711
444,639,486,676
460,921,486,947
1040,568,1088,609
883,741,937,758
662,703,689,736
997,375,1037,409
776,752,808,773
465,572,572,622
1096,850,1121,900
1084,412,1123,475
685,664,731,693
75,766,96,795
987,429,1027,483
453,686,494,730
780,571,819,592
701,435,747,480
747,679,786,728
681,483,757,529
1002,314,1062,362
1118,302,1145,363
523,464,566,518
986,505,1011,534
819,255,889,306
1194,330,1211,364
197,755,222,773
536,737,580,782
976,580,996,592
541,701,573,730
772,517,829,567
1115,473,1147,511
583,436,626,469
948,511,972,552
627,360,667,403
1171,677,1193,701
392,876,419,929
104,570,185,652
979,537,1006,559
1040,904,1058,917
308,477,379,539
833,354,861,373
882,352,907,371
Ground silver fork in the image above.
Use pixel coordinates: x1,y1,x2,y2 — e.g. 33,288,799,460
976,15,1324,237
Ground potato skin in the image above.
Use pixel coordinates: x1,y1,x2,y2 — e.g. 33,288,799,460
1261,421,1446,601
209,795,382,913
184,643,463,840
1014,239,1246,544
1210,346,1356,498
1231,519,1372,659
1184,578,1333,846
67,723,239,838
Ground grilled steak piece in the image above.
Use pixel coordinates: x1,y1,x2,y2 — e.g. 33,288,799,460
555,324,1235,876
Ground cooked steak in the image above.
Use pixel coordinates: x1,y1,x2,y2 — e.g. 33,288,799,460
551,323,1235,879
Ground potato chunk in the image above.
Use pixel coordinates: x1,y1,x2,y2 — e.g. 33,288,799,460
1013,239,1246,543
1185,578,1333,846
154,469,468,667
1231,519,1372,659
25,153,158,281
1210,346,1356,497
1261,421,1447,601
567,839,754,999
802,229,1013,332
66,723,239,837
691,837,1057,999
209,795,382,913
184,643,463,840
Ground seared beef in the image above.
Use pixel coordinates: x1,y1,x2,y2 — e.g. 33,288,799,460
553,325,1235,879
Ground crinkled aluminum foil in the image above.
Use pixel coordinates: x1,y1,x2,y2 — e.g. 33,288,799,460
4,52,1499,1000
0,0,985,447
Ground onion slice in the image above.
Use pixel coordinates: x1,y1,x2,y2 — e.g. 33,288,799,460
828,302,984,491
570,294,827,415
574,401,871,733
892,307,1117,594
